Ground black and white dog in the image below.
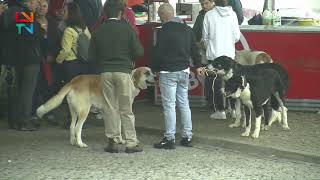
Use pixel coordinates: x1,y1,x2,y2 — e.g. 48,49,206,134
208,56,290,138
224,69,287,138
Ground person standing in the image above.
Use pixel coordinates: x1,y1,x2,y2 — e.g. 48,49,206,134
56,2,91,82
151,3,203,149
89,0,144,153
2,0,45,130
192,0,215,112
202,0,240,119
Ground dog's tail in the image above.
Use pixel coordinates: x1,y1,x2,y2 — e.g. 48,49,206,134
36,83,72,118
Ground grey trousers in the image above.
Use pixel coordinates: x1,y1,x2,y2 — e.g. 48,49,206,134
12,64,40,124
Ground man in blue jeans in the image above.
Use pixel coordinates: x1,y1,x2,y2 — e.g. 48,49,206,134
151,3,203,149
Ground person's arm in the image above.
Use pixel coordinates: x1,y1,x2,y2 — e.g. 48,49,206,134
190,29,201,68
192,12,203,42
56,28,74,63
202,13,210,49
150,29,161,72
229,0,244,25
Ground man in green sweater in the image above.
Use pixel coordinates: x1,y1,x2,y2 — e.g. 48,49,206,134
89,0,144,153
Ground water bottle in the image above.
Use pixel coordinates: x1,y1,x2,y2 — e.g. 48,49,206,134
272,9,281,26
262,9,272,26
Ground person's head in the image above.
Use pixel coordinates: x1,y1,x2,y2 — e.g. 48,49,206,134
21,0,39,12
199,0,214,12
65,2,86,29
214,0,229,7
38,0,48,17
157,3,174,23
104,0,124,19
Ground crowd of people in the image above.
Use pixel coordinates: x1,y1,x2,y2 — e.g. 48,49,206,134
0,0,243,153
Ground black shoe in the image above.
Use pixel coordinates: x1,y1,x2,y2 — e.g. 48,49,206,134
154,137,176,149
18,122,38,131
104,138,120,153
180,137,193,147
125,144,143,153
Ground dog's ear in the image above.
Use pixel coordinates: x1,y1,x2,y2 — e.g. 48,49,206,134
133,68,144,83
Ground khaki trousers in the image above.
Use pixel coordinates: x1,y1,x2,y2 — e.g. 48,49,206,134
101,72,138,147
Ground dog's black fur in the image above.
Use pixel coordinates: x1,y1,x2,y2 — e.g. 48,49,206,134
210,56,290,138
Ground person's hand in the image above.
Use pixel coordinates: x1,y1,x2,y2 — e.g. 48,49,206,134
196,67,205,76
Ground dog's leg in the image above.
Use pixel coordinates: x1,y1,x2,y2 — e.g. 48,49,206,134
229,98,241,128
268,109,281,127
68,103,77,146
252,116,262,139
241,105,246,128
252,106,263,139
281,106,290,130
241,106,251,137
261,104,270,131
75,105,90,148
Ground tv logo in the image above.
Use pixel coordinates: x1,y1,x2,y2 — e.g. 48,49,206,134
15,12,34,35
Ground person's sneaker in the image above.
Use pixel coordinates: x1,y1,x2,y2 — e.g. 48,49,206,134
154,137,176,149
104,139,120,153
125,144,143,153
180,137,193,147
210,111,226,120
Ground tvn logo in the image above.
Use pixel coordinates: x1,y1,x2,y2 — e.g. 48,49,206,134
15,12,34,35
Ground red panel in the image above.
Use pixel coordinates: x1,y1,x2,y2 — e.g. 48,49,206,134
238,31,320,99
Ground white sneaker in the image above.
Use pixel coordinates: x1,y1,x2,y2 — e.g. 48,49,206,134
210,111,227,120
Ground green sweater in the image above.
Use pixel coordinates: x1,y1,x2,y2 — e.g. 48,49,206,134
89,19,144,73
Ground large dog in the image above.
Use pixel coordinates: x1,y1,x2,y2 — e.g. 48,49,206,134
224,69,287,138
36,67,155,148
208,56,290,137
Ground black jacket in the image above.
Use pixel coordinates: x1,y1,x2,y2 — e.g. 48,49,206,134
151,21,201,72
1,5,44,66
192,10,206,42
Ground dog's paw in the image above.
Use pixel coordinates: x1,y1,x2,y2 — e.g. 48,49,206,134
70,138,77,146
264,125,270,131
251,131,260,139
282,126,290,131
241,130,250,137
229,123,240,128
78,142,88,148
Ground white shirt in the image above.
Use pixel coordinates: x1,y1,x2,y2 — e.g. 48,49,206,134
202,6,241,60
